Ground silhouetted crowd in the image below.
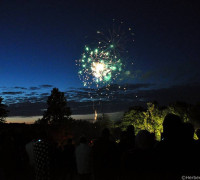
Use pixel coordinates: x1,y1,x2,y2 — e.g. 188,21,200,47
0,113,200,180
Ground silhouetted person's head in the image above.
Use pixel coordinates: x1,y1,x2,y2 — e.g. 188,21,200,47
150,133,156,141
181,123,194,142
196,129,200,140
79,136,87,144
47,125,61,142
163,113,182,141
101,128,110,139
135,130,154,150
126,125,135,136
67,138,73,144
120,131,127,142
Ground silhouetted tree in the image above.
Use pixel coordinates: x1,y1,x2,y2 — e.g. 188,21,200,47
143,102,168,140
34,117,48,125
0,97,8,123
168,101,191,123
118,102,173,140
40,88,71,124
95,113,114,130
118,106,145,133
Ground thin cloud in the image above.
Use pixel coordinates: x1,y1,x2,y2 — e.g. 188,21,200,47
39,84,53,88
40,93,50,96
1,91,24,95
14,86,28,90
29,87,40,90
3,83,200,117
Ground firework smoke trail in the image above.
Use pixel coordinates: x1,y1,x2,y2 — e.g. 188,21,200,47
94,110,98,123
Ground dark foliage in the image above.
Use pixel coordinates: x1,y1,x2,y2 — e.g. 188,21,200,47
36,88,71,124
0,97,9,123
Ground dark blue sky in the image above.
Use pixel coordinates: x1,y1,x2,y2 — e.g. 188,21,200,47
0,0,200,119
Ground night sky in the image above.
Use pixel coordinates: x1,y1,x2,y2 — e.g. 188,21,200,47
0,0,200,122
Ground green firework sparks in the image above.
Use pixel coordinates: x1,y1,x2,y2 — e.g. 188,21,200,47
76,46,123,88
76,20,134,89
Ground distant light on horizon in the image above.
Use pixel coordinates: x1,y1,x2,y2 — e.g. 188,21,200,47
6,112,124,124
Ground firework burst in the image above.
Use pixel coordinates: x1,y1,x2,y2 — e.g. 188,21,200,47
76,46,123,88
76,20,134,90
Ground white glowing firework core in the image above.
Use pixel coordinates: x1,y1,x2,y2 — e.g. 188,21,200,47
91,62,110,81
